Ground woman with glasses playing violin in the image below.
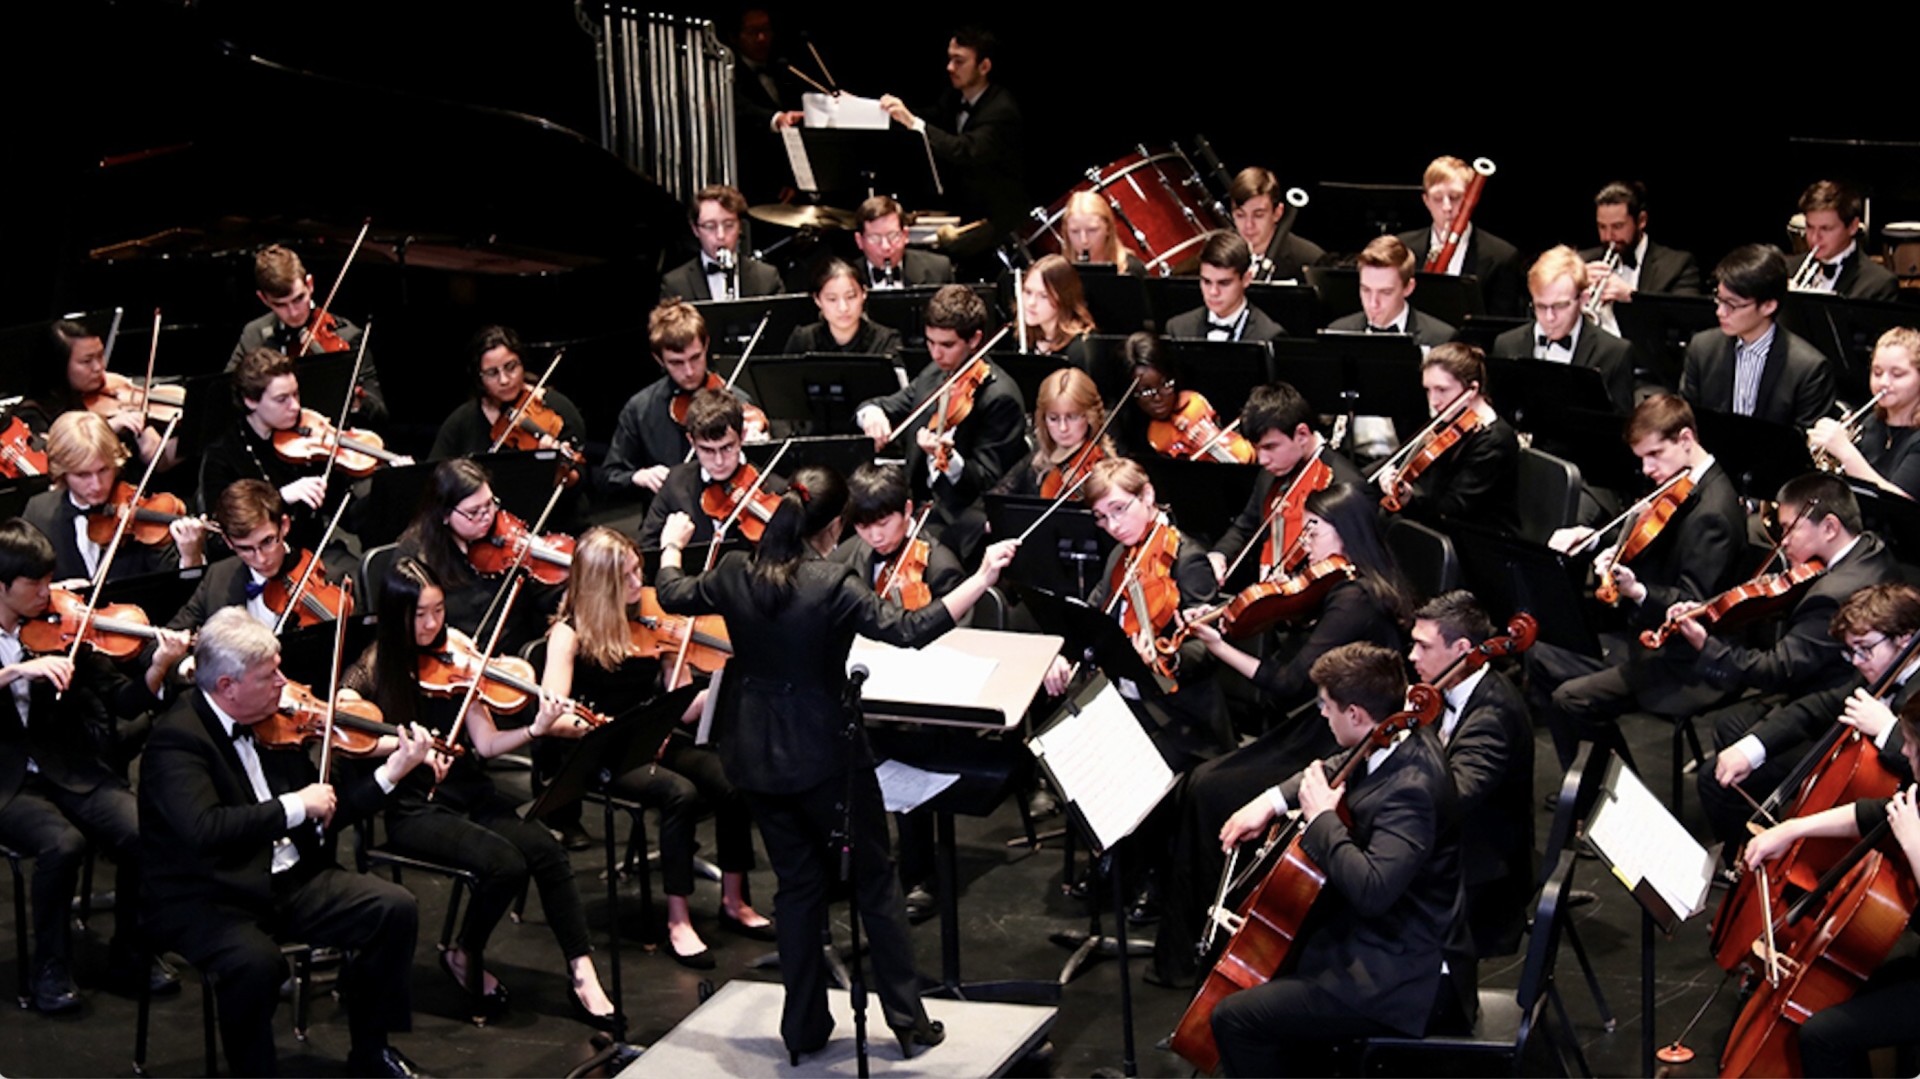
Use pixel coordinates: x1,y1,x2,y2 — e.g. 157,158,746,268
338,555,619,1030
540,527,773,969
397,458,556,656
24,411,207,585
428,325,586,464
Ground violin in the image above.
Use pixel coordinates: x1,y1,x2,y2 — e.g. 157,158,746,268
83,370,186,427
0,416,48,479
1038,440,1106,501
875,506,935,611
489,387,585,486
1378,399,1484,513
1640,561,1826,650
1105,518,1184,676
631,587,732,674
272,408,407,476
670,372,770,437
19,587,172,660
699,463,782,543
252,680,464,759
1145,391,1255,464
83,482,199,547
297,309,350,357
417,627,612,727
927,355,993,474
466,509,574,586
261,548,353,629
1159,554,1356,655
1595,472,1694,605
1261,456,1334,577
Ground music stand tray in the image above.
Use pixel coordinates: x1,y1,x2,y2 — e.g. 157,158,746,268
1446,519,1603,659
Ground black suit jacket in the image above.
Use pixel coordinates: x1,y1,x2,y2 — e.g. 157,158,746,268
1748,670,1920,779
1680,325,1835,428
1578,239,1704,296
1625,464,1747,627
1325,307,1457,348
656,552,954,794
1693,533,1898,696
166,556,258,632
1445,669,1534,956
1396,416,1521,535
230,311,386,427
600,377,763,495
865,248,955,289
138,691,387,917
922,82,1027,240
1785,249,1900,303
1211,448,1368,565
1254,230,1329,282
829,534,966,602
659,255,784,302
859,358,1027,531
1491,316,1635,414
24,488,181,584
0,649,157,812
1163,304,1285,343
1394,226,1527,319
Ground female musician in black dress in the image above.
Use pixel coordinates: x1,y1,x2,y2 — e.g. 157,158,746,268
1807,326,1920,500
655,465,1017,1063
1021,254,1097,361
342,557,619,1029
781,259,903,359
997,367,1114,497
396,458,554,654
1375,342,1520,534
540,526,773,968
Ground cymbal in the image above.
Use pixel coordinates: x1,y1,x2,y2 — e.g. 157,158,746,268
749,203,856,230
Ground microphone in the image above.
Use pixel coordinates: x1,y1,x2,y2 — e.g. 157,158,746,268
848,663,871,689
844,662,871,716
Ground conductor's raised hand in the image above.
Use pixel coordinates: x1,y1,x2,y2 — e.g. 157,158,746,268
977,539,1019,586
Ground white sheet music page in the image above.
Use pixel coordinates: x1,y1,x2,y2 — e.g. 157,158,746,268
801,91,890,130
1585,762,1713,920
854,644,997,705
779,126,817,193
874,759,961,814
1030,681,1175,852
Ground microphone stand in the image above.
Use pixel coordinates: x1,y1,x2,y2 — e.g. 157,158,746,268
837,664,874,1077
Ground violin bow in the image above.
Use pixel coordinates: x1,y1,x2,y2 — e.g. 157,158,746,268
297,217,372,359
1013,269,1029,354
1014,375,1138,545
1368,385,1474,483
685,314,769,464
672,440,795,688
316,577,354,790
474,481,570,638
878,504,935,602
58,411,182,697
315,319,374,492
882,326,1013,446
272,493,354,636
1014,468,1096,543
433,577,526,802
99,306,126,368
1567,468,1692,557
1188,416,1245,462
139,308,162,428
488,347,568,456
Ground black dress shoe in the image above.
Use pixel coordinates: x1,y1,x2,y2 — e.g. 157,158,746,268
438,950,508,1020
893,1018,945,1059
108,952,181,997
669,941,716,970
571,997,625,1035
1127,890,1162,926
717,907,777,941
788,1021,835,1065
904,884,936,924
31,958,80,1015
347,1045,430,1078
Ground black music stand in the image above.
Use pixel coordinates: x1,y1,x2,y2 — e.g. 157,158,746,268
1858,487,1920,565
0,475,51,522
1446,519,1604,659
637,536,750,574
288,351,360,425
1133,456,1259,552
742,434,875,479
1483,359,1621,455
356,452,569,550
1015,585,1169,705
985,495,1113,601
694,295,814,352
1072,264,1153,335
741,355,902,435
1615,293,1716,388
1161,340,1273,427
1691,410,1815,500
1270,333,1429,436
97,564,210,632
1779,292,1913,400
863,286,998,353
991,353,1072,420
274,615,378,687
172,370,240,466
1541,744,1618,1037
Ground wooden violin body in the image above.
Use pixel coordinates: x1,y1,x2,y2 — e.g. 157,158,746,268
700,464,781,542
19,588,166,659
670,372,769,436
84,482,191,547
272,408,403,476
262,548,352,629
297,309,350,356
467,509,574,585
84,371,185,426
1108,521,1184,677
256,681,463,759
1596,474,1694,604
1642,561,1826,650
490,387,584,485
878,538,934,611
1039,441,1106,501
1381,407,1483,513
0,416,47,478
927,358,992,474
1261,457,1333,576
418,627,612,726
1147,392,1254,464
632,587,732,673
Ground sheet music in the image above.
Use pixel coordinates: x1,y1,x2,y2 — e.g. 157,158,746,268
874,759,960,814
779,127,817,193
801,91,889,130
852,645,998,706
1030,681,1175,852
1585,762,1714,920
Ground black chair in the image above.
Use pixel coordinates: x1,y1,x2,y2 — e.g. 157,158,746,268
133,942,317,1077
1515,447,1584,546
1357,850,1593,1077
1385,517,1461,602
357,542,399,604
2,842,27,1008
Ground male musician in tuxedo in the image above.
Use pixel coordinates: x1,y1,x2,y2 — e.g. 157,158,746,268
230,244,387,426
1531,394,1746,769
855,285,1025,562
1164,233,1286,344
140,608,439,1077
658,184,784,302
25,410,207,585
1410,591,1534,958
1680,244,1835,428
1491,245,1637,414
0,518,188,1012
1702,583,1920,852
1209,643,1472,1076
168,481,304,634
730,8,804,202
853,196,955,290
603,301,767,499
637,388,784,552
878,27,1027,253
427,324,586,463
1395,156,1526,319
1788,180,1899,302
1207,382,1365,586
1579,180,1704,338
1325,236,1456,346
1229,167,1328,283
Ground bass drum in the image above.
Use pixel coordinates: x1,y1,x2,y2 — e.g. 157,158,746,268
1021,145,1224,277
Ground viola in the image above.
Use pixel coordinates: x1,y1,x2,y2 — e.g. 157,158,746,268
262,548,353,629
1039,440,1106,501
253,681,464,759
272,408,407,476
670,372,770,437
1146,391,1255,464
489,386,585,486
1261,456,1334,576
418,627,612,727
1160,555,1356,656
466,509,574,586
927,356,993,474
1105,518,1184,676
0,416,47,479
631,587,732,674
83,482,196,547
1380,405,1484,513
83,370,186,426
1640,561,1826,650
19,587,171,660
1596,473,1694,604
699,463,782,543
1170,683,1446,1074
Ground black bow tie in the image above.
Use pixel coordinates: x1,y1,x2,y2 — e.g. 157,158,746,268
1615,247,1639,271
873,265,898,286
1539,333,1574,351
1818,259,1841,280
1366,324,1397,334
231,723,255,743
244,580,266,600
1208,318,1238,331
704,260,731,276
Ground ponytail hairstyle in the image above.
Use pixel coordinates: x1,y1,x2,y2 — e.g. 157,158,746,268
747,465,847,611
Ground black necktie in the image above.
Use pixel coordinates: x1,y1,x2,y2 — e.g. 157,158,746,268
1539,333,1573,351
1616,247,1639,271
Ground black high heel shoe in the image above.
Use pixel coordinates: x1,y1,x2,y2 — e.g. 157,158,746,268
571,995,625,1035
717,907,778,942
893,1019,945,1059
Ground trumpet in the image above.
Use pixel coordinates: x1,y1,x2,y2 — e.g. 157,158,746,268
1582,243,1621,319
1812,389,1888,473
1789,250,1829,292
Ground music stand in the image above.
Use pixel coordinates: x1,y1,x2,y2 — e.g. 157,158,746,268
172,370,240,466
1483,358,1619,427
289,351,359,424
0,475,51,522
741,355,902,435
1270,333,1429,436
1446,519,1604,659
742,434,875,479
1015,585,1168,703
1858,487,1920,565
1134,457,1259,552
1072,264,1153,335
356,453,569,550
985,494,1113,601
1690,410,1814,500
863,285,1001,353
994,353,1074,417
274,615,378,687
638,536,749,574
1161,340,1273,427
1615,293,1716,389
1779,292,1912,400
693,295,814,352
98,564,210,632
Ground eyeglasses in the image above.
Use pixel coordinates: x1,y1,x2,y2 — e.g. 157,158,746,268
1713,294,1757,312
479,359,522,382
452,496,500,523
694,219,740,235
1091,496,1137,527
1533,299,1578,316
1844,635,1889,663
863,230,904,247
227,535,281,558
1135,382,1177,400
